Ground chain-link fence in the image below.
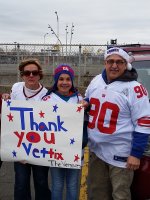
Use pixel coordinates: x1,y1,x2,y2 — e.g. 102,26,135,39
0,43,107,89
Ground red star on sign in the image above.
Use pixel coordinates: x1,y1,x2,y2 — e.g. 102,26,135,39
74,154,80,162
7,113,14,121
76,106,83,112
39,111,45,118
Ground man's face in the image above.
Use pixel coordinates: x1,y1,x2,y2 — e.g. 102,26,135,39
21,64,40,89
104,54,127,82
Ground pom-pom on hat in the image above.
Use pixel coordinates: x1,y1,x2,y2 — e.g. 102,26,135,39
54,64,75,82
104,47,132,71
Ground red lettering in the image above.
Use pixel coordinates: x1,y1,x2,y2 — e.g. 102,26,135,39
44,132,55,144
14,131,25,147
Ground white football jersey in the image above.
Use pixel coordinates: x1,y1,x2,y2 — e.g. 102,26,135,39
85,74,150,168
42,92,83,104
11,82,47,101
42,92,84,164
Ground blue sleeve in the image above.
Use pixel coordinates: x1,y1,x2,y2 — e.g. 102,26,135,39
130,131,149,158
83,98,89,103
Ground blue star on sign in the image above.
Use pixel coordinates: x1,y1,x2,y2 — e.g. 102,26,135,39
7,100,11,107
53,104,58,112
70,138,75,145
12,150,17,157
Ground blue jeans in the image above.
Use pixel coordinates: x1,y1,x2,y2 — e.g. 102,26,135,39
0,160,2,168
50,167,80,200
14,162,51,200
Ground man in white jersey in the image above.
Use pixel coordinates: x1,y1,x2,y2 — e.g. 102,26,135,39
10,59,51,200
84,47,150,200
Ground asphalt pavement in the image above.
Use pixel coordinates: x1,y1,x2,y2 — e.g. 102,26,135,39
0,162,15,200
0,162,78,200
0,162,35,200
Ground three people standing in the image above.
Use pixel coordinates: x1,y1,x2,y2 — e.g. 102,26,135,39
2,47,150,200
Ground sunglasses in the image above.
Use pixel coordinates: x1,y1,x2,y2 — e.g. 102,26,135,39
106,59,126,65
21,70,40,76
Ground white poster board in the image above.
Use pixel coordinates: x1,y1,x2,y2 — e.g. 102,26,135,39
1,100,84,169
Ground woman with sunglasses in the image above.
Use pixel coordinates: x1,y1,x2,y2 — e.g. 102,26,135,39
8,59,51,200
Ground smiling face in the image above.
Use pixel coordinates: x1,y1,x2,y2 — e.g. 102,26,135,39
57,73,72,96
21,64,40,90
105,54,127,82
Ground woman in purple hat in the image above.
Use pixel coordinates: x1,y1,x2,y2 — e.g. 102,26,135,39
42,64,88,200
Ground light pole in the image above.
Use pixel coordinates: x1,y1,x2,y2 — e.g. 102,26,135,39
44,33,49,45
65,25,68,58
14,42,17,51
55,11,59,44
68,23,74,61
69,23,74,55
44,33,49,65
44,33,49,52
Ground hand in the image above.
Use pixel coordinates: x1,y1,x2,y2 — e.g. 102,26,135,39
19,160,27,164
79,100,89,109
2,93,10,100
126,156,140,170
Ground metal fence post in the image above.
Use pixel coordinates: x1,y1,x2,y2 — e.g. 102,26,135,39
17,43,20,82
78,44,81,86
84,53,87,75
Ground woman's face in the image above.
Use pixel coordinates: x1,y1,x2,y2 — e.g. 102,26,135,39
22,64,40,90
57,74,72,95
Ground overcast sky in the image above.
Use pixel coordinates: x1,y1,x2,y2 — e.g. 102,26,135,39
0,0,150,45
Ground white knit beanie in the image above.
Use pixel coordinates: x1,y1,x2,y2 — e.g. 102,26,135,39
104,47,132,70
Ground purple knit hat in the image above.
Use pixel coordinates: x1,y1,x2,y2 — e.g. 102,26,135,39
54,64,75,82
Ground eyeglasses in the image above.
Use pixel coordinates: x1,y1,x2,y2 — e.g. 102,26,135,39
21,70,40,76
106,59,126,66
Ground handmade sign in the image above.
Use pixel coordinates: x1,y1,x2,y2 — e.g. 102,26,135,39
1,100,84,169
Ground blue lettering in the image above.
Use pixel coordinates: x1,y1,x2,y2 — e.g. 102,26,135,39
57,116,67,132
48,122,57,131
10,107,33,130
107,48,119,54
22,142,32,155
30,112,38,130
39,122,49,131
30,112,67,132
41,148,49,158
32,148,40,158
21,144,64,160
